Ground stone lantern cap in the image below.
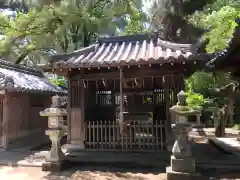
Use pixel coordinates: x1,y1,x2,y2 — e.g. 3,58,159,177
39,95,67,117
177,90,187,106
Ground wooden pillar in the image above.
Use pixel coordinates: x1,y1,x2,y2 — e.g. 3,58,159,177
0,95,3,147
164,75,174,151
67,79,71,143
67,78,86,150
119,68,124,134
2,95,9,149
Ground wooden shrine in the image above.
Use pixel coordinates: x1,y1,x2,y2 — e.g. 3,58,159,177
48,33,210,151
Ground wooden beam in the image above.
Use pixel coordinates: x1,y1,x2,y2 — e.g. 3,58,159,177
76,69,179,80
54,69,68,77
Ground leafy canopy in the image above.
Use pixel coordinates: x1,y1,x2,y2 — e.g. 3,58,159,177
190,6,240,52
186,3,240,109
0,0,137,64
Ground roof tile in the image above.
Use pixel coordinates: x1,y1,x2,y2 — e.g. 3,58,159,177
51,33,208,68
0,60,66,94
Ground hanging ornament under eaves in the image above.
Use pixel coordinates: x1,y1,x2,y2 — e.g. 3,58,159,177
123,78,143,89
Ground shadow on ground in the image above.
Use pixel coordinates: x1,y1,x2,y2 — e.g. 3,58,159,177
43,162,167,180
212,172,240,180
201,170,240,180
42,162,240,180
34,136,240,180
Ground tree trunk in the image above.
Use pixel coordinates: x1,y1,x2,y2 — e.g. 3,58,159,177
227,93,234,126
215,106,226,137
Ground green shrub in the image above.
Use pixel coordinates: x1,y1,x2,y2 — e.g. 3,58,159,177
233,124,240,130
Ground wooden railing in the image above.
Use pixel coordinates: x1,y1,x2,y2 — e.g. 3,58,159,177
85,120,166,151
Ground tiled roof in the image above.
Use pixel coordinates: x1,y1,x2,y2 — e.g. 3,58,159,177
0,59,66,93
51,33,209,68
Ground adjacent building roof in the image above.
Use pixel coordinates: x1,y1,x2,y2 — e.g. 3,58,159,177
205,19,240,71
50,33,210,69
0,59,66,94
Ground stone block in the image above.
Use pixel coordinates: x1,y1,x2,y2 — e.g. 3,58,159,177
171,155,195,173
166,167,208,180
42,161,64,172
65,141,85,153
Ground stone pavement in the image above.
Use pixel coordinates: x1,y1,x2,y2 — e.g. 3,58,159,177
189,128,240,138
209,137,240,156
204,128,240,136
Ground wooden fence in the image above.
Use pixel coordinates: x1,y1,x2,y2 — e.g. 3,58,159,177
85,119,166,151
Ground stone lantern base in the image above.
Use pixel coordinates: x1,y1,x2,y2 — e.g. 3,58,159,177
65,141,85,153
166,156,203,180
170,155,195,172
42,129,66,172
42,161,65,172
166,167,203,180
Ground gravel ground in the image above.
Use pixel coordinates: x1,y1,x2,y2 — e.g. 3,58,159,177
1,128,240,180
0,166,167,180
69,170,166,180
1,165,240,180
210,171,240,180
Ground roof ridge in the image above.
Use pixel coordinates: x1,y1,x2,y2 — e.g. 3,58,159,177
0,59,44,77
97,33,199,46
49,44,97,62
98,33,154,43
97,33,197,53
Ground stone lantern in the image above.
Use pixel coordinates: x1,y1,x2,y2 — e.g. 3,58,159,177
166,90,202,180
0,75,15,92
39,95,67,172
205,107,220,128
0,72,6,90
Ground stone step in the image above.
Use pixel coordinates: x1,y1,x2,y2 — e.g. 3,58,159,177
197,163,240,173
209,137,240,156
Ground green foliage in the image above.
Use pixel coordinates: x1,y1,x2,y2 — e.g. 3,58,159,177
185,3,240,113
144,97,153,104
190,6,240,52
203,0,240,12
148,0,213,43
186,91,205,109
186,71,231,96
122,15,148,35
0,0,136,64
120,1,149,35
185,2,240,115
233,124,240,130
185,74,208,109
49,76,67,87
185,71,234,110
0,8,61,62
